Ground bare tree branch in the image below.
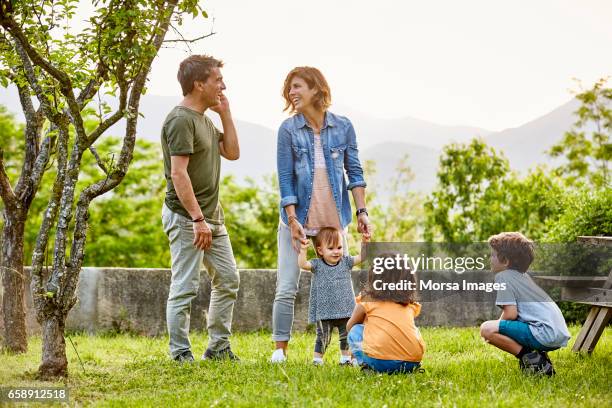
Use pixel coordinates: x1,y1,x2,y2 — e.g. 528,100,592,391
12,40,56,121
30,119,69,311
163,30,215,43
0,148,17,208
86,64,128,146
88,146,108,174
28,124,57,195
13,73,45,203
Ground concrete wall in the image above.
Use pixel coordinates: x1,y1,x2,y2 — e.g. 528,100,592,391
6,268,499,336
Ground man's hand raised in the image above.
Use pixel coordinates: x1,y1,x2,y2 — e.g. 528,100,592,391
210,93,230,115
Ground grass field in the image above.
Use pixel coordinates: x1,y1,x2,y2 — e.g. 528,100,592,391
1,326,610,407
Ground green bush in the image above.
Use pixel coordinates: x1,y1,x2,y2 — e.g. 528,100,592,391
544,188,612,242
543,188,612,322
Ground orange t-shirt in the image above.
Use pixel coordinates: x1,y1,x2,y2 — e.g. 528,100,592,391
358,298,426,362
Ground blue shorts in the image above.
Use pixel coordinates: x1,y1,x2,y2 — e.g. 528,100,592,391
498,320,557,352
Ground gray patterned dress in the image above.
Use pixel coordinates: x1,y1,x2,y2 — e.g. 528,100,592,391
308,256,356,323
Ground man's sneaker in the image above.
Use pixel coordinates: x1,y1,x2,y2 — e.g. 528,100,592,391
202,346,240,361
173,350,195,363
520,351,554,376
520,351,542,373
538,351,556,376
270,348,287,363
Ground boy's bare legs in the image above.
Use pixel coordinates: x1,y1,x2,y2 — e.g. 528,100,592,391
480,320,522,355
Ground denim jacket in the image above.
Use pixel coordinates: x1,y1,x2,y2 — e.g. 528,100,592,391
277,111,367,229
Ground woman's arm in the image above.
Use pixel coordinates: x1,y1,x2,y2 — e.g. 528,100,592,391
277,125,297,209
346,303,366,333
343,120,371,237
344,120,367,191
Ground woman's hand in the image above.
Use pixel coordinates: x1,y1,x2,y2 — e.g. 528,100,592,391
289,220,308,253
357,212,372,240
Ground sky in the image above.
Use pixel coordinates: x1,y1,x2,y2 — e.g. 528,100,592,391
96,1,612,131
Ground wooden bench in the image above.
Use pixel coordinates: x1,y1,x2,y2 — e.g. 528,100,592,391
534,236,611,354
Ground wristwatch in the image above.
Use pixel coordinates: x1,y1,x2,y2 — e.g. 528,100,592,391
356,208,368,217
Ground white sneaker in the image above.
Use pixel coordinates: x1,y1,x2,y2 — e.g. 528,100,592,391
270,348,286,363
339,355,352,365
313,357,324,366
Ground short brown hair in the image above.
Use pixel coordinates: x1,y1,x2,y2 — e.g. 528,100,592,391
313,227,342,258
362,253,417,305
177,55,224,96
488,232,535,272
282,66,332,113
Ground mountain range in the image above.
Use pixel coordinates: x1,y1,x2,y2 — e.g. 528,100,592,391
0,90,580,196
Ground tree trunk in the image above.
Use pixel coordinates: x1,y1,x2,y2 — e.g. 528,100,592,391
37,313,68,380
1,209,27,353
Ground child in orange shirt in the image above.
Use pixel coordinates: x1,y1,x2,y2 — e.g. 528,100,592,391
346,254,425,373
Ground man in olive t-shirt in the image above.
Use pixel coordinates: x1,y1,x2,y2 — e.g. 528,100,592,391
161,55,240,363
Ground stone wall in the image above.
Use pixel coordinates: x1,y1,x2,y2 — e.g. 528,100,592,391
5,268,499,336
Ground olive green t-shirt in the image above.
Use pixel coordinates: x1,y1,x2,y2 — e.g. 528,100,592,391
161,106,224,224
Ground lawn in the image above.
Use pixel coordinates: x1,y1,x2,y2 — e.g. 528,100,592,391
1,326,610,407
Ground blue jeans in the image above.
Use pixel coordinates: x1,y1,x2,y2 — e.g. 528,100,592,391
348,324,421,374
498,320,558,352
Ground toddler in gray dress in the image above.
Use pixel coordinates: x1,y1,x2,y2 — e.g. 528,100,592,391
298,227,368,365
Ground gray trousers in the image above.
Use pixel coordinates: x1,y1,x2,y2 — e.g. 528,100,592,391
272,222,348,342
162,204,239,358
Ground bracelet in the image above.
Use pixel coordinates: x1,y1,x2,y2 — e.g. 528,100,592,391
191,216,205,223
356,208,368,217
287,215,298,226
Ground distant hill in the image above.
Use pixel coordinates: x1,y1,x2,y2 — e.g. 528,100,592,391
334,104,493,150
486,99,579,172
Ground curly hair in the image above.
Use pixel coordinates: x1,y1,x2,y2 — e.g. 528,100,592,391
487,232,535,272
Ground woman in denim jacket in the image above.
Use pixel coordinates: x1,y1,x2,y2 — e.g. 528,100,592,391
271,66,372,363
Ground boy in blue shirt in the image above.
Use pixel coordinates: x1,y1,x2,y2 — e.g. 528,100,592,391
480,232,570,376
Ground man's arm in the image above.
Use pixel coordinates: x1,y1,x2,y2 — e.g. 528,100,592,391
212,94,239,160
170,155,212,250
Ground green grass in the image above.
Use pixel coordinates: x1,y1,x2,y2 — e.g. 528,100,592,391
1,326,610,407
